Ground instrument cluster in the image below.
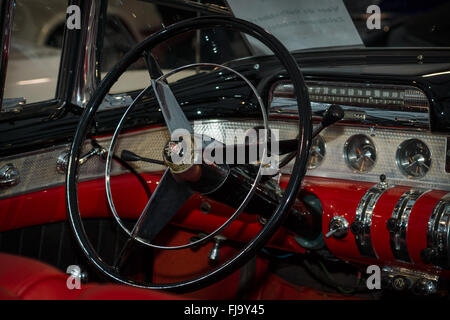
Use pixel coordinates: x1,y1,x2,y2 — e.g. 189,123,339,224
303,127,447,190
308,133,434,180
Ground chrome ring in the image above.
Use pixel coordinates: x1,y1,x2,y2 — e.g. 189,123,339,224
104,62,269,250
353,183,392,258
426,193,450,268
389,188,431,263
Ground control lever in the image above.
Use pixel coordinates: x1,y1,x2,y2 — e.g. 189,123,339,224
121,150,165,165
189,233,227,265
208,235,227,265
312,104,345,139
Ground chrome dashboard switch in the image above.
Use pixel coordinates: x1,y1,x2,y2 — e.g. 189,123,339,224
326,216,349,239
0,163,20,187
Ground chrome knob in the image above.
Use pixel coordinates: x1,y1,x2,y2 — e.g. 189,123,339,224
56,151,70,174
56,145,107,174
208,235,226,265
326,216,349,239
413,279,437,295
0,163,20,187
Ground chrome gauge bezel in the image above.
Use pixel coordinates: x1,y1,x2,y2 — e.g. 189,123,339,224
396,138,432,179
307,135,326,169
344,134,377,173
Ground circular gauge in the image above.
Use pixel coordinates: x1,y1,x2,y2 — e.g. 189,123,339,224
344,134,377,173
308,135,326,169
396,139,431,179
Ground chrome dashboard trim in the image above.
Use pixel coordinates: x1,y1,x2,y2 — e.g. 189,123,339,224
0,119,297,200
389,188,431,263
353,183,393,258
0,119,449,200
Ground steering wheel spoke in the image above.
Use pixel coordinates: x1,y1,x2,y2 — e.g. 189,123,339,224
113,238,155,283
143,51,164,80
131,169,194,244
152,79,194,134
143,51,194,135
113,238,136,271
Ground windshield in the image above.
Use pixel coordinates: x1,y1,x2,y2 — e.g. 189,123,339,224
3,0,449,107
225,0,450,52
344,0,450,48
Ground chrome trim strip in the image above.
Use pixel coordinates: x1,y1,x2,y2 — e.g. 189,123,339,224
0,119,297,200
0,0,15,110
427,193,450,268
353,183,392,258
0,119,448,200
389,188,431,263
71,0,101,107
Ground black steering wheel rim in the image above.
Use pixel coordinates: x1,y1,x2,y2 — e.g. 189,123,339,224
66,15,312,293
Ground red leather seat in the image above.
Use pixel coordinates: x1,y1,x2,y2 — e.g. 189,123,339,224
0,253,180,300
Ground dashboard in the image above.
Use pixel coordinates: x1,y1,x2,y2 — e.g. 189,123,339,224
1,53,450,295
269,80,449,190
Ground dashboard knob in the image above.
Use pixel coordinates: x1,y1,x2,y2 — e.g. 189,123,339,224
420,248,436,264
208,235,226,265
326,216,349,239
350,221,362,234
413,279,437,296
0,164,20,187
386,218,398,232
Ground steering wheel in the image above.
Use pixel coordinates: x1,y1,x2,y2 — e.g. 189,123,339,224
66,16,311,293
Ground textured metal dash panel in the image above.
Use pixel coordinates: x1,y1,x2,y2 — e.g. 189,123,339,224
0,119,449,199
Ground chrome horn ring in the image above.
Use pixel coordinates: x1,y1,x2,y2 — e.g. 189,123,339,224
104,62,270,250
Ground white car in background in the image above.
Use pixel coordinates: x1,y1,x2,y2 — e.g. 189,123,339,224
4,0,163,104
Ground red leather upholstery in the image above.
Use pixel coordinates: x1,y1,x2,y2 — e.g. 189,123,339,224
0,253,179,300
0,287,18,300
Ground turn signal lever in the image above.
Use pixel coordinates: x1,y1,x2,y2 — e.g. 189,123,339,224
312,104,345,138
278,104,344,168
120,150,165,165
